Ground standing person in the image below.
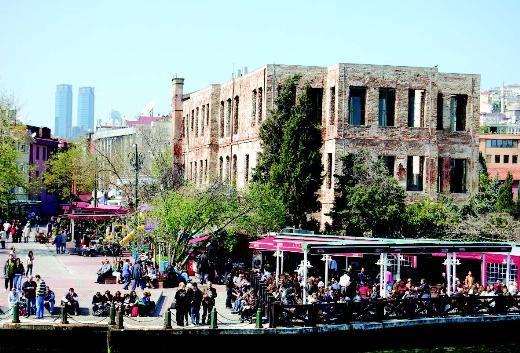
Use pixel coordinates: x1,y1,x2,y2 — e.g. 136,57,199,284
13,258,25,291
60,231,67,254
131,260,144,291
190,282,203,326
202,281,217,325
225,272,234,308
198,252,209,285
122,259,131,290
174,282,188,326
26,251,34,276
4,256,15,291
53,232,62,255
23,222,30,243
0,228,6,249
22,275,37,317
35,275,46,318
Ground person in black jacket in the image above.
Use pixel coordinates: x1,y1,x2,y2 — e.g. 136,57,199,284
190,282,203,325
174,283,188,326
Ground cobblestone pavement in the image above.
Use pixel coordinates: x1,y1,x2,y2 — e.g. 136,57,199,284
0,237,252,328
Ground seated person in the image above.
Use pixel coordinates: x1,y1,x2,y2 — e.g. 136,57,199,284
44,286,56,314
17,292,28,317
103,290,113,303
92,291,108,316
96,260,113,283
138,291,156,316
123,291,138,316
240,291,257,323
111,291,124,311
61,288,80,316
144,264,157,288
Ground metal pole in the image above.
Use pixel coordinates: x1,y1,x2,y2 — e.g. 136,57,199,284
324,255,329,288
452,252,457,294
275,246,280,286
506,253,511,288
280,250,284,277
303,249,308,304
446,253,452,296
94,155,98,208
383,253,388,298
71,219,75,244
379,253,385,298
134,143,138,210
396,254,401,281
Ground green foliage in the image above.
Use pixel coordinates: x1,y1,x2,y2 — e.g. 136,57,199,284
253,76,323,228
41,141,95,202
150,182,285,263
495,172,516,215
404,197,460,239
329,151,406,237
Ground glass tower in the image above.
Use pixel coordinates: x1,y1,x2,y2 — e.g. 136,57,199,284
54,84,72,138
77,87,95,133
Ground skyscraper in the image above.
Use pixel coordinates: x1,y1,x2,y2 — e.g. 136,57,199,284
77,87,95,133
54,84,72,138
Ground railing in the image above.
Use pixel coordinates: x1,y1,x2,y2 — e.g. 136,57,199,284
268,295,520,328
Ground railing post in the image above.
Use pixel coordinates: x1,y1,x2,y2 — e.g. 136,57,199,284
108,303,116,326
269,302,278,328
12,302,20,323
210,307,218,329
406,298,415,319
163,309,172,329
307,303,317,327
116,309,124,329
255,308,263,328
375,299,385,321
61,304,68,324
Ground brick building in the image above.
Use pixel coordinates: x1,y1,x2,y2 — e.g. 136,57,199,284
171,64,480,228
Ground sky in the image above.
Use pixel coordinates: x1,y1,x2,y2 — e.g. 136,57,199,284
1,0,519,129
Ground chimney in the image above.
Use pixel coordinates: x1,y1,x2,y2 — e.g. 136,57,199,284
171,77,185,168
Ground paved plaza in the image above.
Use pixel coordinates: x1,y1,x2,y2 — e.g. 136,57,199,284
0,237,248,328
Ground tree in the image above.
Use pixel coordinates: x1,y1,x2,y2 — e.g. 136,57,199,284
0,99,27,218
41,140,95,205
403,197,460,239
329,151,406,237
253,76,323,228
495,172,516,215
253,75,300,183
149,181,286,263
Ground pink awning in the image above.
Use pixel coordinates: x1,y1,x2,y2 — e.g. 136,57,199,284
189,235,209,244
249,237,363,257
66,214,124,220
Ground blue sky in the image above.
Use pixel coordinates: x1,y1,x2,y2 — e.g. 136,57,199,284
1,0,519,129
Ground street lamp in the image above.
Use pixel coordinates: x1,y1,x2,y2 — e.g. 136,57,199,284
128,143,144,210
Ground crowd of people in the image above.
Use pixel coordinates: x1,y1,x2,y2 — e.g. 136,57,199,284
172,281,217,326
91,290,155,317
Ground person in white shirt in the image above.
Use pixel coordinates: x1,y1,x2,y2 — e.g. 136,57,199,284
0,229,6,249
3,221,11,233
8,288,20,313
339,271,351,295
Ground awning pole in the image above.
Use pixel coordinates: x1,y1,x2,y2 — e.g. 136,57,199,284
324,255,329,288
275,245,280,286
446,253,452,296
379,253,386,298
280,250,284,277
345,256,349,270
452,252,457,294
506,253,511,289
303,249,308,304
396,254,401,281
71,219,75,243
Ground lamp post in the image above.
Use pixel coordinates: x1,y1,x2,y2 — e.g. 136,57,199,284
128,143,144,210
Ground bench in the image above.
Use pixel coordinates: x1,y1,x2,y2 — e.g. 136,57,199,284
104,276,117,284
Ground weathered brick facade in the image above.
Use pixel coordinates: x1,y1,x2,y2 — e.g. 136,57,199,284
171,64,480,229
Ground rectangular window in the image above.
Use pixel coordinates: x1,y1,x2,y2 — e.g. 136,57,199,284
450,159,467,193
436,93,443,130
437,158,444,193
407,156,424,191
233,96,239,134
378,88,396,127
487,262,518,285
380,155,395,176
251,89,257,125
199,160,203,184
309,88,323,123
408,89,425,127
201,106,205,135
219,157,223,181
258,87,263,123
191,110,194,131
206,104,210,125
220,101,225,138
329,86,336,125
486,139,518,148
195,107,199,136
326,153,333,189
226,98,231,136
194,161,197,184
204,159,208,181
387,254,413,274
513,155,518,164
504,155,510,163
450,94,468,131
486,154,492,164
495,155,501,163
348,87,366,126
245,154,250,183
